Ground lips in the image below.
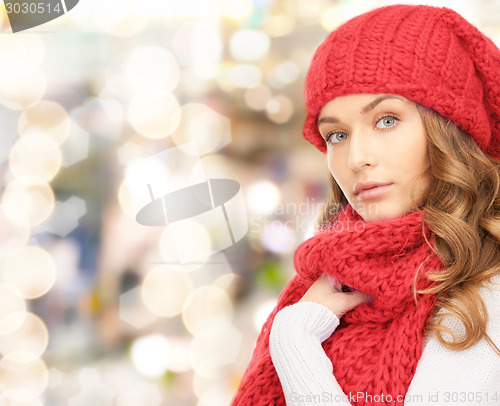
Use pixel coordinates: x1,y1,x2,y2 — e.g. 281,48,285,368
353,181,393,202
353,181,392,195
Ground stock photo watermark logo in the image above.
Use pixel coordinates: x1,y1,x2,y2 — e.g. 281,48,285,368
131,144,248,264
4,0,79,32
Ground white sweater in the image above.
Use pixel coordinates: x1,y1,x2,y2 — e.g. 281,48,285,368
269,275,500,406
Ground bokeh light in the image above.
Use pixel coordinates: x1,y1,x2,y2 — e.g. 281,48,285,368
130,335,172,378
118,156,171,219
0,205,30,257
189,325,241,378
170,103,231,155
141,266,193,317
69,368,114,405
244,84,272,111
192,372,235,406
159,220,213,264
265,95,294,124
1,181,55,228
0,354,49,402
136,0,221,19
79,0,147,36
124,157,170,189
245,180,281,214
0,35,27,81
124,46,180,92
285,0,321,21
229,64,262,88
163,337,191,373
222,0,254,20
4,2,491,405
0,34,44,83
59,120,89,167
212,273,240,296
182,286,233,336
115,383,162,406
0,312,49,360
216,62,237,92
116,141,142,166
192,154,234,181
229,30,271,61
3,246,57,299
267,61,301,88
0,395,45,406
320,4,370,31
0,284,27,334
128,90,181,139
18,100,71,146
260,221,296,253
171,21,223,79
263,14,296,37
0,69,47,111
9,133,62,184
0,311,27,339
0,34,46,109
117,182,139,220
104,2,147,37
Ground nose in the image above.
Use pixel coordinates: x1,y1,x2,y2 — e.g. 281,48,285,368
348,129,377,171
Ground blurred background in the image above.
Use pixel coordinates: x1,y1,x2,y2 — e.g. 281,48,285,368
0,0,499,404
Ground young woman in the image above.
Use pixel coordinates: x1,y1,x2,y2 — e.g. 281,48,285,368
232,4,500,406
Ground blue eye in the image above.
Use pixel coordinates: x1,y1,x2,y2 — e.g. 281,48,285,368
326,132,348,144
376,116,398,129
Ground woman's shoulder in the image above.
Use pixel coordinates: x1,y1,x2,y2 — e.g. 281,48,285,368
430,273,500,339
409,274,500,401
481,273,500,312
482,274,500,332
437,273,500,308
483,273,500,290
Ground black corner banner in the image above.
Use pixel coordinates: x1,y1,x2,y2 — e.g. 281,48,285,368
4,0,79,33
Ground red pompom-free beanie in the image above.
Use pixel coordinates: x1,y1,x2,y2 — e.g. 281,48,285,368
303,4,500,159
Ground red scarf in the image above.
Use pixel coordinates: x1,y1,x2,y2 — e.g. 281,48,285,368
232,204,444,405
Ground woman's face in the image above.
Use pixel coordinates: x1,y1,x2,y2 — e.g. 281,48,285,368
318,93,432,222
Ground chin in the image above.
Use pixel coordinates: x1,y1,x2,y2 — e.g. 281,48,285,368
352,201,413,222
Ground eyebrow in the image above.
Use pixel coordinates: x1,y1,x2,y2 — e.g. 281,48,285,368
317,95,408,125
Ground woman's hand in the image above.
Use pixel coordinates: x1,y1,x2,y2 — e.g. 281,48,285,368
299,274,372,318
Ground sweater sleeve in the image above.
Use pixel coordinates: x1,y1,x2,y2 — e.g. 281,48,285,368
269,301,353,406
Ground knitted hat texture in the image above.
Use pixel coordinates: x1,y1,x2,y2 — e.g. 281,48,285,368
303,4,500,159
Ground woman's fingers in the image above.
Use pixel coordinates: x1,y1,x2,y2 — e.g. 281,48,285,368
299,274,372,318
324,274,342,291
343,291,369,311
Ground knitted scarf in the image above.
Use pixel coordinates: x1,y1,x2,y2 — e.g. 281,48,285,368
232,204,444,406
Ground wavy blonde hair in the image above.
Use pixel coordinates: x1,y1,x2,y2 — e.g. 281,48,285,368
317,104,500,356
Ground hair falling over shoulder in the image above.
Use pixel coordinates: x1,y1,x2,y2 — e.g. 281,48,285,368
317,105,500,356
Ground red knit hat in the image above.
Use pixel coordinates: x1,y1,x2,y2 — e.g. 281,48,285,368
303,4,500,159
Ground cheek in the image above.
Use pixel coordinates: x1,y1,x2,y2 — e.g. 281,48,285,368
327,150,349,184
389,132,429,173
327,150,340,175
408,138,430,173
